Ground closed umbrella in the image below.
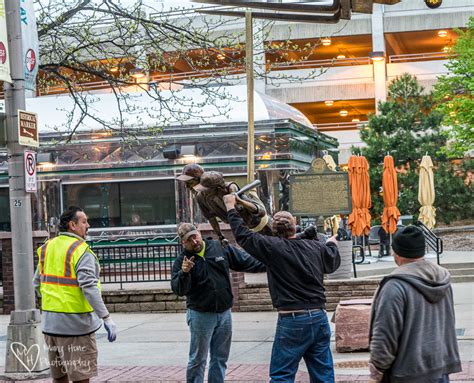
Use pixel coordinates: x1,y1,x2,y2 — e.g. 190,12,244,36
381,155,400,234
418,155,436,229
348,156,372,237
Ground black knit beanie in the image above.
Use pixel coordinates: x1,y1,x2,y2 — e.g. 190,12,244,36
391,226,425,258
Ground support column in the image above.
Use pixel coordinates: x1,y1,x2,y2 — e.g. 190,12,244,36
371,4,387,112
253,18,266,94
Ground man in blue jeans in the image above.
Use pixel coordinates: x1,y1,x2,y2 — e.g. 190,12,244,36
171,223,265,383
223,194,341,383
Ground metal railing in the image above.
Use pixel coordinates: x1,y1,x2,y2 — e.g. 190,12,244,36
92,242,182,289
314,121,368,131
389,51,453,63
414,221,443,265
269,56,371,70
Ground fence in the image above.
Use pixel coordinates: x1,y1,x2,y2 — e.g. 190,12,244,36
91,241,182,289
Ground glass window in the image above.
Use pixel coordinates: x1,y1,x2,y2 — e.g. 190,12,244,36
0,187,10,231
62,179,176,228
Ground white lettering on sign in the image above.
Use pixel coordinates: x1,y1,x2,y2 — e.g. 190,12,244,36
24,150,37,192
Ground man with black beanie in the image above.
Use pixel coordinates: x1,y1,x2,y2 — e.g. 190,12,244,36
369,226,462,383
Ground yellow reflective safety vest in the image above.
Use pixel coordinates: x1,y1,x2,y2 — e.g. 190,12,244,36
37,234,101,314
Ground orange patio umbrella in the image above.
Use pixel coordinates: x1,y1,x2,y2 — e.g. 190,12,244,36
348,155,372,237
381,155,401,234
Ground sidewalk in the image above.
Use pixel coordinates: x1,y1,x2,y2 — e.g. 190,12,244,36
1,282,473,382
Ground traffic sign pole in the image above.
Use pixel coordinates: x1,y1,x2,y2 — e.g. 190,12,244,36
2,0,48,377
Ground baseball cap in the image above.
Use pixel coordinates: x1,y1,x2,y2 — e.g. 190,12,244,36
193,171,225,193
176,163,204,182
177,223,199,242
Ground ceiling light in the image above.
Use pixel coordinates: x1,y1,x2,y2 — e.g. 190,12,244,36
336,54,346,59
438,30,448,38
339,110,348,117
370,51,385,62
324,100,334,106
321,38,331,46
352,118,360,123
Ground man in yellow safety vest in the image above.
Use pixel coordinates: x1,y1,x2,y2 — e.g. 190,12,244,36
33,206,117,383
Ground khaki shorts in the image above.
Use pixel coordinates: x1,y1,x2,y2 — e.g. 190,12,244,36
44,333,98,381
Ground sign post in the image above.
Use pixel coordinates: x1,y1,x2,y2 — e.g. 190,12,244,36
2,0,48,378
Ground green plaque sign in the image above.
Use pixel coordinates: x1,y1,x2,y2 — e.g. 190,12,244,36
289,158,351,217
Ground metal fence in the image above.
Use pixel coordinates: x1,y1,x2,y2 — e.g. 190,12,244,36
91,242,182,288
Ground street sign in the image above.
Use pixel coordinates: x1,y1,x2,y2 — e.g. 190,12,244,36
18,109,38,147
24,150,37,192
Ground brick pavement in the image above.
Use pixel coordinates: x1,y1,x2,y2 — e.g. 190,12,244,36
2,362,473,382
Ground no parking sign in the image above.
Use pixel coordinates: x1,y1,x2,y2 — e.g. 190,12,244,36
24,150,37,192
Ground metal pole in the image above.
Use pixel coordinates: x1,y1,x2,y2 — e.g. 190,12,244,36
245,10,255,184
3,0,48,377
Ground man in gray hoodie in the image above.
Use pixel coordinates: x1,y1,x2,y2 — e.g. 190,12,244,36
369,226,461,383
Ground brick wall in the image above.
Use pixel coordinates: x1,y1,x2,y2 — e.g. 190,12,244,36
0,232,48,314
99,279,380,314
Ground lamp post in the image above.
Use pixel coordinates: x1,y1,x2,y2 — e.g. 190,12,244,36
245,10,255,184
2,0,48,378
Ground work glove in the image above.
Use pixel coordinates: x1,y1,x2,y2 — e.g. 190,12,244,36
103,317,117,342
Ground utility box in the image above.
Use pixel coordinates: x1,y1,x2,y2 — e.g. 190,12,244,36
334,298,373,352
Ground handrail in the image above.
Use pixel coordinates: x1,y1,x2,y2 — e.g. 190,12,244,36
269,56,371,70
414,220,443,265
389,51,455,63
314,121,368,131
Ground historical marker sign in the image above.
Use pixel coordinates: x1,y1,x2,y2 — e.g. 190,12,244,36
18,109,38,147
289,158,351,217
24,150,37,192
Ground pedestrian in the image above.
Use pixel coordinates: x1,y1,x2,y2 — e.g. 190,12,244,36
176,163,205,195
33,206,117,383
223,194,341,383
171,222,266,383
369,226,462,383
193,171,273,244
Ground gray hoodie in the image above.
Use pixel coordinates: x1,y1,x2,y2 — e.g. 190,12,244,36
369,259,462,383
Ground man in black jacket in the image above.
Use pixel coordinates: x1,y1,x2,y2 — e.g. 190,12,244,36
223,194,341,383
171,223,265,383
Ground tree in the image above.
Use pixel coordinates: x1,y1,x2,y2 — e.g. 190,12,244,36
433,17,474,158
31,0,330,139
356,73,472,224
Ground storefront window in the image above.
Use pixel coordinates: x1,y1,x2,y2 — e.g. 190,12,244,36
62,179,176,228
0,187,10,231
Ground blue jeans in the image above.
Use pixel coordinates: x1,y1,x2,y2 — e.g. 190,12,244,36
270,309,334,383
186,309,232,383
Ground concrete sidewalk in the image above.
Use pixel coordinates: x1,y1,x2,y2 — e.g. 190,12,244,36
0,282,472,382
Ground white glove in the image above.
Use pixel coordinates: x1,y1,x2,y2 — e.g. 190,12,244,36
103,317,117,342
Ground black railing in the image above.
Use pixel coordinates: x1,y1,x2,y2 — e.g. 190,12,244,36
415,221,443,265
91,242,182,288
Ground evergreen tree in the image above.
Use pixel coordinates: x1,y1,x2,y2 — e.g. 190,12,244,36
357,74,448,223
